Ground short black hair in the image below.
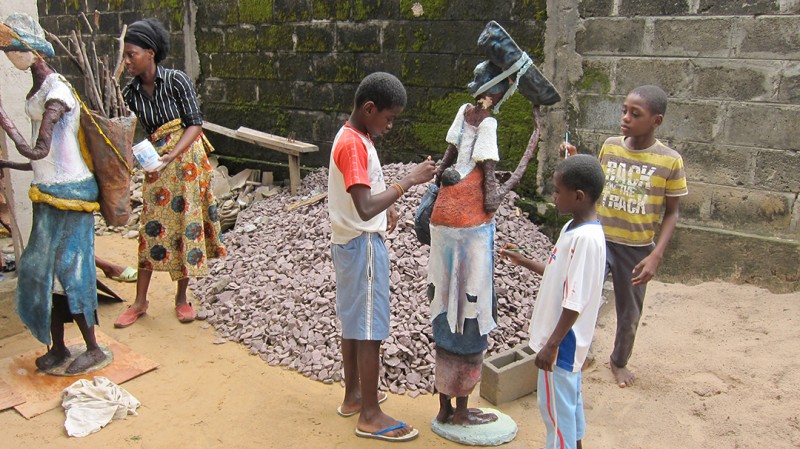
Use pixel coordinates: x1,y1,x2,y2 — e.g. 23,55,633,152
630,84,668,116
354,72,407,111
555,154,605,202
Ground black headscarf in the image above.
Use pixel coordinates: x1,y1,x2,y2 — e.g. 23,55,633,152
124,19,170,64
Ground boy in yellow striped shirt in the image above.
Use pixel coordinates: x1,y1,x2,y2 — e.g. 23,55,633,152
564,85,687,388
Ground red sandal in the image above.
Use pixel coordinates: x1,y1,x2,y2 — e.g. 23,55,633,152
114,303,148,328
175,303,196,323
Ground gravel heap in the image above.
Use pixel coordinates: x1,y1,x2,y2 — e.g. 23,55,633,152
190,163,552,397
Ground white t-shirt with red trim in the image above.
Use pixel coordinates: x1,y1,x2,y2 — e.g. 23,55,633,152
328,123,387,245
528,220,606,373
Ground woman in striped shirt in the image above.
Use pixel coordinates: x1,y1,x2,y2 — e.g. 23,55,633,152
114,18,226,328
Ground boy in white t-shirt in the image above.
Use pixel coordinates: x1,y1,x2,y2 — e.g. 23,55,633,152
328,72,435,442
500,154,606,449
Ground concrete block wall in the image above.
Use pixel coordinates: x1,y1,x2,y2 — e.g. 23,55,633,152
37,0,190,90
544,0,800,291
191,0,547,182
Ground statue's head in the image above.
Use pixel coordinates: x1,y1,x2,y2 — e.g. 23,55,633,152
467,60,510,97
0,13,54,58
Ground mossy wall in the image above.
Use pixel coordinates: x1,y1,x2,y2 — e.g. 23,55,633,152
38,0,548,195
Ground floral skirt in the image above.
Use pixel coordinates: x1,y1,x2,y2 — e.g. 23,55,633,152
138,119,226,280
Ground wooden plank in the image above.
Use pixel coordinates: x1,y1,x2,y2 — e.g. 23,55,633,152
288,154,301,195
236,127,318,154
202,121,238,139
0,330,158,419
0,377,25,411
285,192,327,212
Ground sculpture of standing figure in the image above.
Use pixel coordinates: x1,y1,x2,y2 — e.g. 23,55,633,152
0,13,108,374
426,21,560,441
428,60,508,426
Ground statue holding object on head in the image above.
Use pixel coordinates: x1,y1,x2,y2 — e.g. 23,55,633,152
426,20,558,431
0,13,108,374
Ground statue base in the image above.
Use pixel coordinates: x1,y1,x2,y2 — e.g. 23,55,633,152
430,407,518,446
42,343,113,376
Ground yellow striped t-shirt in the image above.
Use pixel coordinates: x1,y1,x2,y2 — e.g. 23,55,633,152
597,137,688,246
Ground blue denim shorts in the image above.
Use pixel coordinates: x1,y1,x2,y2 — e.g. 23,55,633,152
331,233,390,341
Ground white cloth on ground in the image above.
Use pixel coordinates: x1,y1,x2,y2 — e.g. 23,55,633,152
62,376,140,437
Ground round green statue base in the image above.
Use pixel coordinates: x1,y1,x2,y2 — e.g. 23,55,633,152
430,408,518,446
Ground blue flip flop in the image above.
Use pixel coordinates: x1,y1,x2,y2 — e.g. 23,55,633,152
355,421,419,442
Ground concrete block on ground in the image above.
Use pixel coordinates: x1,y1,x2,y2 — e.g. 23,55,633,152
480,343,538,406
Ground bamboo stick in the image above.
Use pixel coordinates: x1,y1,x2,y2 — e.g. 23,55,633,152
113,24,127,82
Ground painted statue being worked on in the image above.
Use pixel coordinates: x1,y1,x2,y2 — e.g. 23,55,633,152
0,13,109,374
426,21,560,444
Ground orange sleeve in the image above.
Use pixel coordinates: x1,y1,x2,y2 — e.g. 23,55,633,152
333,130,370,191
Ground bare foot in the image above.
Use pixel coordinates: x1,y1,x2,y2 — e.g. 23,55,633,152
435,403,454,423
65,347,108,374
339,391,387,416
35,346,71,371
357,411,415,439
451,408,498,425
610,358,635,388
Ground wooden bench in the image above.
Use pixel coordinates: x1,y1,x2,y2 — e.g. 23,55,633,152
202,122,318,194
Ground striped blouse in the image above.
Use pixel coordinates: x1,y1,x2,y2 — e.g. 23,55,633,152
122,65,203,135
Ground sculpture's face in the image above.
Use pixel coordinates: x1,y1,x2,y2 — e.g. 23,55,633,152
5,51,35,70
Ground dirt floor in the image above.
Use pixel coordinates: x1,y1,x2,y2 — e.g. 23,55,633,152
1,234,798,448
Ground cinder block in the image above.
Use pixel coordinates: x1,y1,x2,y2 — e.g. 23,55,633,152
735,17,800,60
614,58,693,97
651,18,732,57
692,59,777,102
722,103,800,152
480,343,538,405
577,18,646,55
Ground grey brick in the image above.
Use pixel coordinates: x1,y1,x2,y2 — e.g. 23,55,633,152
578,58,613,95
735,17,800,60
576,18,646,55
662,225,799,293
652,18,732,57
677,142,754,188
692,60,778,102
619,0,690,16
659,100,719,143
722,103,800,151
336,22,381,53
777,64,800,104
698,0,780,15
294,23,335,52
577,95,623,132
579,0,614,17
198,77,227,103
754,150,800,193
614,58,693,97
256,80,295,107
681,183,795,235
226,80,260,104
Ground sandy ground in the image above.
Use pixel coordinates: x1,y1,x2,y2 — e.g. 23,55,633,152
1,233,799,448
